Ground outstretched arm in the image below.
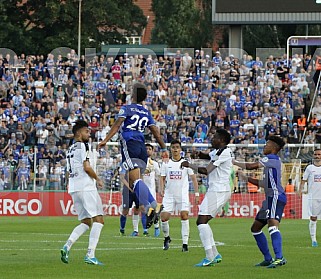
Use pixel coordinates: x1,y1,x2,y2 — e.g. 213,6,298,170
181,161,216,175
233,159,262,170
97,117,125,149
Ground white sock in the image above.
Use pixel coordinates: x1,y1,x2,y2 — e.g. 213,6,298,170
309,220,317,242
65,223,89,251
198,224,214,261
181,220,189,245
161,221,169,237
132,214,139,232
208,227,219,256
87,222,104,258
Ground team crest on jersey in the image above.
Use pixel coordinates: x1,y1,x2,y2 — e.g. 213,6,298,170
261,157,269,163
314,174,321,182
119,109,125,115
169,171,182,179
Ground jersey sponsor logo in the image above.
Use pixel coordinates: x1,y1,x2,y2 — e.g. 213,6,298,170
169,170,182,180
314,174,321,182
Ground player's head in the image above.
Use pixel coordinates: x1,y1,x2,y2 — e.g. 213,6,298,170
170,139,182,158
145,143,154,157
264,136,285,155
313,148,321,165
72,120,90,142
211,129,231,149
132,83,147,103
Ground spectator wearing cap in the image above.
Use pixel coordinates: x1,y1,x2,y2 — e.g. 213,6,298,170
288,123,299,143
111,60,121,83
280,117,290,138
194,50,201,75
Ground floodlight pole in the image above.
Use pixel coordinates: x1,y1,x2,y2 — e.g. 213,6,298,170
78,0,82,57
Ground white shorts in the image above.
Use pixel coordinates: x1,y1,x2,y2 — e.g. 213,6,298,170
308,199,321,217
162,193,190,213
71,190,104,220
198,191,231,217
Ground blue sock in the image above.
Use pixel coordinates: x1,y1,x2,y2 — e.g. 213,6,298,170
141,213,147,230
269,226,283,259
120,215,127,232
133,179,156,209
253,231,272,261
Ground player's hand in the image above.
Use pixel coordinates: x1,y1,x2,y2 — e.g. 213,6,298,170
97,140,107,150
161,150,169,163
181,161,190,168
96,178,104,189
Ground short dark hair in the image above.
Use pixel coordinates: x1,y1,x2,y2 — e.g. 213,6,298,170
133,83,147,103
216,129,231,145
145,143,154,150
72,120,88,135
268,135,285,150
170,139,181,146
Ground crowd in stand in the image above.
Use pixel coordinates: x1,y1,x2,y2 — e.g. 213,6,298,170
0,49,319,190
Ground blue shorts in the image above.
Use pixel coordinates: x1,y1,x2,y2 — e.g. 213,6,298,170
121,140,147,171
122,186,139,210
133,180,155,207
255,197,286,224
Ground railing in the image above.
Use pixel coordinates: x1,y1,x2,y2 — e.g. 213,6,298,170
1,143,314,192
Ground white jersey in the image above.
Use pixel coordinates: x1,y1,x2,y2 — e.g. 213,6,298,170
161,158,194,197
143,158,160,198
207,147,233,192
303,164,321,200
66,141,96,193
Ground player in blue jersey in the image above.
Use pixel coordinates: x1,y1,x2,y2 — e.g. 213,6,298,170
98,83,168,227
233,136,287,268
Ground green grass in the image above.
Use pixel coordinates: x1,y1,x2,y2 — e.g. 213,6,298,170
0,217,319,279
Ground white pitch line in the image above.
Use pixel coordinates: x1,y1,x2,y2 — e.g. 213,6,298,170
0,245,204,251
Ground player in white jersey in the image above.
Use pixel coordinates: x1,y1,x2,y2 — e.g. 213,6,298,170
181,129,232,266
60,120,105,266
300,148,321,247
160,140,199,252
142,144,161,236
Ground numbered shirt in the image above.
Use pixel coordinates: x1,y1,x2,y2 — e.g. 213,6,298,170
66,141,96,193
118,104,155,142
161,158,194,196
303,164,321,200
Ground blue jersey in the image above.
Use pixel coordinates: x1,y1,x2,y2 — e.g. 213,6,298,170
259,154,286,203
118,104,155,143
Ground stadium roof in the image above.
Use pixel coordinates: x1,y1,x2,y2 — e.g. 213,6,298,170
212,0,321,24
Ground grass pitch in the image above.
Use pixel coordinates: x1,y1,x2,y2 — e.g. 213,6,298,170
0,217,319,279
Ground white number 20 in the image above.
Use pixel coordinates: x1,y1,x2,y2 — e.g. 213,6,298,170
126,115,149,132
